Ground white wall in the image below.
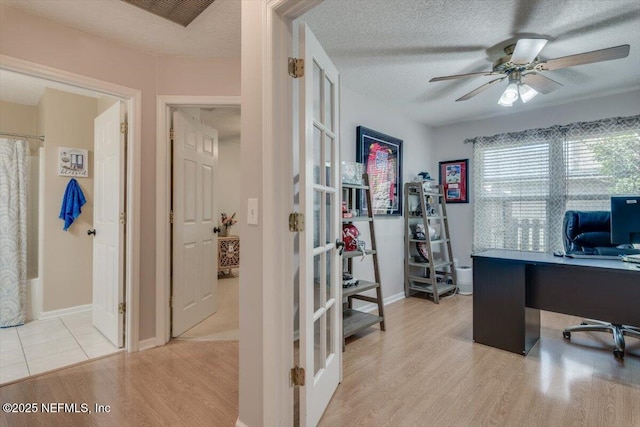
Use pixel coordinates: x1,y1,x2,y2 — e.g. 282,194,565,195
239,2,265,424
432,89,640,267
341,86,433,301
217,138,241,236
39,88,97,311
96,96,118,116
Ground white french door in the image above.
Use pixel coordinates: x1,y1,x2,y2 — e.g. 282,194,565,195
298,22,341,427
92,101,125,347
172,110,219,337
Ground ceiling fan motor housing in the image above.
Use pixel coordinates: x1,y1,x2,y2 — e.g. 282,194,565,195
493,45,535,73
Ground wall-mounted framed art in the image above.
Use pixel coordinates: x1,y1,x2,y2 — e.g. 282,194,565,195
58,147,88,178
439,158,469,203
356,126,403,216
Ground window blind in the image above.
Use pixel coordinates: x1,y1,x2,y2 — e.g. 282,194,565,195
470,115,640,253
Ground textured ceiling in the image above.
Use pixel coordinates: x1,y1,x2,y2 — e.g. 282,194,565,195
301,0,640,126
2,0,639,126
0,0,240,58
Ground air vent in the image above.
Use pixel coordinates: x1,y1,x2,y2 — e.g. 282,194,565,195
121,0,216,27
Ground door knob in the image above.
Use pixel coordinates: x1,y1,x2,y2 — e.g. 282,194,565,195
87,229,96,236
213,227,221,234
336,239,345,255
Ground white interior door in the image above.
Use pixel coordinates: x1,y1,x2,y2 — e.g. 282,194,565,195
93,101,125,348
172,110,218,337
299,23,341,427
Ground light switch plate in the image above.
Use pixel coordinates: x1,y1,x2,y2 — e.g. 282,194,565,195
248,198,259,225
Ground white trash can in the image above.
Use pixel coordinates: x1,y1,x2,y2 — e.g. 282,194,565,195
456,266,473,295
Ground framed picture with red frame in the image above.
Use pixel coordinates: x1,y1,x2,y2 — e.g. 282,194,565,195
439,159,469,203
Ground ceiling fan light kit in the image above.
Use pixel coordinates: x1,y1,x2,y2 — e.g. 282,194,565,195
518,84,538,104
430,38,630,107
498,82,518,107
497,70,538,107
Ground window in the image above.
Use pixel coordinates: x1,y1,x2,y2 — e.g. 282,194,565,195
471,116,640,253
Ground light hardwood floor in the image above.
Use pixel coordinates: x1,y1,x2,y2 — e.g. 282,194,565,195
1,296,638,427
321,295,640,426
0,341,238,427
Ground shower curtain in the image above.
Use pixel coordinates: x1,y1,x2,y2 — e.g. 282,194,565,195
0,138,28,327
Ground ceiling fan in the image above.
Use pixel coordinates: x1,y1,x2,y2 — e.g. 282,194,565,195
429,39,630,106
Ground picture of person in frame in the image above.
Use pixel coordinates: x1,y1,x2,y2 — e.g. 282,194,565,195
446,165,461,183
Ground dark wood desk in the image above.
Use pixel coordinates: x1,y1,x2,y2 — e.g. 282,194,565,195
472,250,640,355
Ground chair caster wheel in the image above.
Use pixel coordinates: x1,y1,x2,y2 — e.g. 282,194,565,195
563,331,571,340
614,350,624,360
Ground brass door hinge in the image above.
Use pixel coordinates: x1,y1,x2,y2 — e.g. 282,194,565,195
170,128,174,142
290,366,305,387
170,210,174,224
118,302,126,314
120,122,128,134
288,57,304,78
288,212,304,232
120,212,126,225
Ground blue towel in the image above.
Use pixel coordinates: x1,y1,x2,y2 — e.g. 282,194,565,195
59,178,87,231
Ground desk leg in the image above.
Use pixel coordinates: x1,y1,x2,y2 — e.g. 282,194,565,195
473,258,540,355
524,305,541,355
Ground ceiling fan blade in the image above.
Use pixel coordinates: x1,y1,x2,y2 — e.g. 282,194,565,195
539,44,630,71
429,71,495,82
455,77,505,102
521,73,563,94
511,39,548,65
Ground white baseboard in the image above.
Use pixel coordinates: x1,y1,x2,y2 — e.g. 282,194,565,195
39,304,92,320
384,291,407,306
354,291,405,314
138,337,157,351
236,418,248,427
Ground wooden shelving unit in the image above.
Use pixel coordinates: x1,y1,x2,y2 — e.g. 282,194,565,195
341,174,385,348
404,182,457,303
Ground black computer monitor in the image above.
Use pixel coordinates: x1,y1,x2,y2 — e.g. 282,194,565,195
611,196,640,245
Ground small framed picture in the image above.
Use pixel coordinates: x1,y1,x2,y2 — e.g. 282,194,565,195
439,159,468,203
58,147,88,178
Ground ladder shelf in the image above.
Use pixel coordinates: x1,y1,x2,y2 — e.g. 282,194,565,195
403,182,457,303
341,173,386,349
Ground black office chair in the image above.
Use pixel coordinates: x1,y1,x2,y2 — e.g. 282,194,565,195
562,210,640,359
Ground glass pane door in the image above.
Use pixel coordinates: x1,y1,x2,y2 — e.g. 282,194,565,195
299,22,341,427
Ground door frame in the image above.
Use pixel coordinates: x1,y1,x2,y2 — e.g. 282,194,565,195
155,95,241,344
238,1,325,426
0,54,142,352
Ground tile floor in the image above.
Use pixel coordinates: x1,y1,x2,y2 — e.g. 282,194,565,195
0,311,122,385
